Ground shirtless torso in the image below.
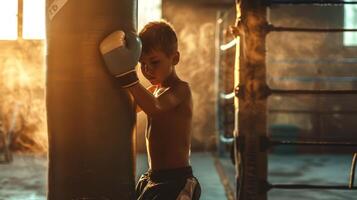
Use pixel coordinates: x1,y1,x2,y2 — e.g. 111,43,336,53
145,81,193,170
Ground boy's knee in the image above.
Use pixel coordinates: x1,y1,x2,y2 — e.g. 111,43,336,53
135,174,149,197
192,179,201,200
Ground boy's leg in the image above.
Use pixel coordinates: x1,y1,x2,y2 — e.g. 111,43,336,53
139,177,201,200
176,177,201,200
135,173,150,199
139,180,187,200
191,177,201,200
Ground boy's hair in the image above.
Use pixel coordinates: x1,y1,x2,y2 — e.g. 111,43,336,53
139,20,178,56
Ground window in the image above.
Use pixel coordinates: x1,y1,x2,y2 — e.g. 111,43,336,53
344,5,357,46
23,0,46,40
0,0,160,40
0,0,18,40
138,0,162,30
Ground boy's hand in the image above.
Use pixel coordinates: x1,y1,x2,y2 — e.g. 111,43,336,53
99,30,142,88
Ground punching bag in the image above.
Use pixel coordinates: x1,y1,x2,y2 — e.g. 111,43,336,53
46,0,138,199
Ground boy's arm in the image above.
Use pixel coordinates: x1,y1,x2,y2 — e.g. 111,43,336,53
135,103,141,113
128,83,189,116
135,85,157,113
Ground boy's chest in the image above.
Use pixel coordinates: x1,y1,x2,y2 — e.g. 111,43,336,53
144,105,184,139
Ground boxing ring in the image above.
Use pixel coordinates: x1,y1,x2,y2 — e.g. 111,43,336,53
215,0,357,199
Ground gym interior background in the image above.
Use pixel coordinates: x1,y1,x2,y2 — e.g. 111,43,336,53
0,0,357,199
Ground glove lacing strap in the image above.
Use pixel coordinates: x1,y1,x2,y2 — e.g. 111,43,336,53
115,70,139,88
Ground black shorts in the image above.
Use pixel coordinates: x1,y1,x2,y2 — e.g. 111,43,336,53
135,166,201,200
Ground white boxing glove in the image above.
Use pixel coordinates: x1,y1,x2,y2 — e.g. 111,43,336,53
100,30,142,88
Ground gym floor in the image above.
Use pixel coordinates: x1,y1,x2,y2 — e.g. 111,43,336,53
0,152,227,200
0,152,356,200
218,153,357,200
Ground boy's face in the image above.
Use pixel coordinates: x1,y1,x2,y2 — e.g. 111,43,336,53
139,49,179,85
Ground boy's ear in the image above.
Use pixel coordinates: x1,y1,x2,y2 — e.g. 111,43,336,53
172,51,180,66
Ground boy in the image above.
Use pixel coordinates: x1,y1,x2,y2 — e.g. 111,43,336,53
99,21,201,200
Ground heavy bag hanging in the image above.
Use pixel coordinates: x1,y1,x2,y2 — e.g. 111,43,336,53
46,0,138,199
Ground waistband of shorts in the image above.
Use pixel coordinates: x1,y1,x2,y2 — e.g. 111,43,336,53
147,166,193,182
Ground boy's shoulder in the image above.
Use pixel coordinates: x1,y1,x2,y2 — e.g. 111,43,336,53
176,80,190,88
173,80,191,94
171,80,192,101
157,80,191,98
